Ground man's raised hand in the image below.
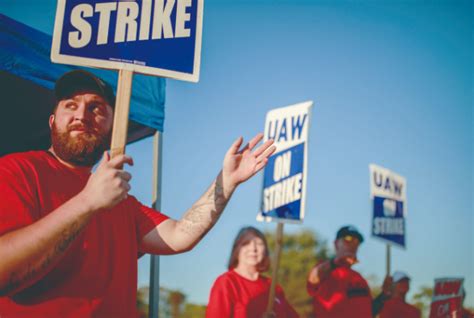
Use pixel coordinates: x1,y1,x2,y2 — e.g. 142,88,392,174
222,133,276,196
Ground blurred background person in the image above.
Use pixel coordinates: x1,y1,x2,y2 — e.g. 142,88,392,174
375,271,421,318
307,225,372,318
206,226,298,318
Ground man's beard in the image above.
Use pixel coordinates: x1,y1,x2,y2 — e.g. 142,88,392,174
51,123,111,167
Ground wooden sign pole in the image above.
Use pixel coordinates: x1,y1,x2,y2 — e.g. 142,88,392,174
265,222,284,316
386,243,391,277
110,69,134,158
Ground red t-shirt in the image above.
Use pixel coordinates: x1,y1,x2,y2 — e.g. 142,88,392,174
307,264,372,318
380,298,421,318
0,151,168,317
206,270,299,318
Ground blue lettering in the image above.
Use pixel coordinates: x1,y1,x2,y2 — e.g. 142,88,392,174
374,172,383,187
291,114,307,140
393,182,402,196
278,118,287,142
384,177,391,191
267,120,278,141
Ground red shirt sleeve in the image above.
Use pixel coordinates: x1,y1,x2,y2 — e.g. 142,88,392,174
127,195,169,241
206,274,234,318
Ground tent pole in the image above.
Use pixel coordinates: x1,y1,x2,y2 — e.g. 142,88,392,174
149,131,163,318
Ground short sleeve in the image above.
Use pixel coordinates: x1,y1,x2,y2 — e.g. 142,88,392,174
206,274,234,318
127,195,169,240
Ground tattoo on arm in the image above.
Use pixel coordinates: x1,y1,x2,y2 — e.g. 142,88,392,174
2,220,86,296
178,173,230,241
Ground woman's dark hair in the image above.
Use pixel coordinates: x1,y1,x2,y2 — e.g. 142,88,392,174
227,226,270,272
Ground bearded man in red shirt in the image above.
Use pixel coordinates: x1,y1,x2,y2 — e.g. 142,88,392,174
0,70,275,317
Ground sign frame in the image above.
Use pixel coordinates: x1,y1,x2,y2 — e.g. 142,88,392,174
369,164,407,248
51,0,204,82
429,277,464,318
257,100,313,224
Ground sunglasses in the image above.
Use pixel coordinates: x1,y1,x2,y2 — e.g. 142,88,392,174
342,235,360,244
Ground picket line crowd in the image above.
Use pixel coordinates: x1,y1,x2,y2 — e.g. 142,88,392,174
0,71,471,318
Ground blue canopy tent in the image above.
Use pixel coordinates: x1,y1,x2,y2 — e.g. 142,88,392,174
0,13,166,156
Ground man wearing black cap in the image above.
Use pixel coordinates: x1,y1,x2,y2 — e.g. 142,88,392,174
0,70,275,317
307,225,372,318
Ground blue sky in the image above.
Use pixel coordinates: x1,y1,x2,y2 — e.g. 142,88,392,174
1,0,472,309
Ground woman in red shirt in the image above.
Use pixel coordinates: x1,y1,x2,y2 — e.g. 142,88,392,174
206,226,298,318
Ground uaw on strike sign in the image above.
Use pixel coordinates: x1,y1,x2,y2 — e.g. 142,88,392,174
258,101,313,224
429,278,464,318
51,0,203,82
369,164,407,247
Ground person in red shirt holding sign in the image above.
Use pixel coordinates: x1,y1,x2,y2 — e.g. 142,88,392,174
0,70,276,317
206,226,298,318
376,271,421,318
306,225,372,318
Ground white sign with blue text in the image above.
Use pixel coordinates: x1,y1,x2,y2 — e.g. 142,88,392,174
51,0,203,82
258,101,313,224
369,164,407,247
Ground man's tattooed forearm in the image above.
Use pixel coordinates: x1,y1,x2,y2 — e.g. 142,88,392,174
1,221,85,296
55,220,83,254
179,175,229,238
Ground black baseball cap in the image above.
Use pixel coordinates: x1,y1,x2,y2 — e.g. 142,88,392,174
55,70,116,107
336,225,364,243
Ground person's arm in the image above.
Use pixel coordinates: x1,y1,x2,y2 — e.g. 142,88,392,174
372,275,392,317
307,259,334,293
307,252,358,294
139,134,275,254
0,153,133,296
372,293,389,317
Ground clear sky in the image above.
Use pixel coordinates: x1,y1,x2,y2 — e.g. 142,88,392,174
1,0,472,309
